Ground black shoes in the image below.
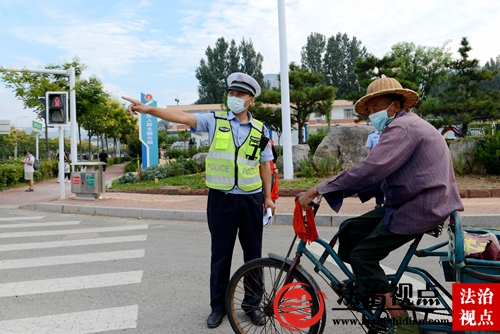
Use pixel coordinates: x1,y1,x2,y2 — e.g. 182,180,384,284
247,309,266,326
207,311,225,328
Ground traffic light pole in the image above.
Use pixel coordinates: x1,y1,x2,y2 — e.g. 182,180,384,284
2,67,76,199
58,126,65,199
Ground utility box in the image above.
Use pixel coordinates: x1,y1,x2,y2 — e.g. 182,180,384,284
71,162,106,200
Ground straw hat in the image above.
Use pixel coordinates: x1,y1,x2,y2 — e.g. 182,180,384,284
354,77,419,117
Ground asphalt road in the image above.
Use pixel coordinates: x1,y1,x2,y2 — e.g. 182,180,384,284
0,208,453,334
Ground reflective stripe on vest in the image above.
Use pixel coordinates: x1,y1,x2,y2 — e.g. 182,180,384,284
205,112,264,192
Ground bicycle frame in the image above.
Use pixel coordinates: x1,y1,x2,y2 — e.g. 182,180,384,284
279,217,461,333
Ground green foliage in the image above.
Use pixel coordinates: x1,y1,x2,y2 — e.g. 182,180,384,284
299,158,314,178
118,172,137,184
258,63,337,144
452,151,473,176
297,154,342,178
307,129,328,155
419,38,500,135
124,157,141,173
138,158,204,181
0,159,58,188
301,32,326,74
195,37,264,104
476,133,500,175
323,33,367,98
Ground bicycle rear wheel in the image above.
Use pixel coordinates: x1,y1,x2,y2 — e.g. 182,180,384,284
225,257,326,334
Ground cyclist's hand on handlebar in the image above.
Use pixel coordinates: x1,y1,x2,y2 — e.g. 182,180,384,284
297,187,319,211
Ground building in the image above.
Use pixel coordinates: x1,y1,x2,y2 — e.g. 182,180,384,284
160,100,361,144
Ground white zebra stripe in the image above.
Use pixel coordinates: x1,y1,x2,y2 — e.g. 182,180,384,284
0,221,81,229
0,235,147,252
0,270,143,297
0,216,45,222
0,225,148,239
0,305,138,333
0,249,145,270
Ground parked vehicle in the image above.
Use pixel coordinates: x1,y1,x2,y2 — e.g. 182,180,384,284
169,141,189,150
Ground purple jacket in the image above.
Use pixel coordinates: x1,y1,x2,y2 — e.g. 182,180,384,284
317,110,464,235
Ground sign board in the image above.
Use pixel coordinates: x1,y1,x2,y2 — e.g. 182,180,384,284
86,176,95,186
139,93,159,169
0,120,10,135
32,120,43,133
72,176,80,185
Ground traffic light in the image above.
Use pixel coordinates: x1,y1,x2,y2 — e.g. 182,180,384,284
45,92,68,125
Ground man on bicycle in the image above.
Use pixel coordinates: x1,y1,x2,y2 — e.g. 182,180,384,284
298,77,464,334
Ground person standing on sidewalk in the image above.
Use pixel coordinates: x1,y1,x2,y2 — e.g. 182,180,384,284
99,149,108,172
122,72,276,329
21,150,35,192
365,130,384,208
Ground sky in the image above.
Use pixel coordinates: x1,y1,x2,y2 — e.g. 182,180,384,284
1,0,500,129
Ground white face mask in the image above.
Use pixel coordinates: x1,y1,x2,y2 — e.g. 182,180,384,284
227,96,249,114
368,101,395,131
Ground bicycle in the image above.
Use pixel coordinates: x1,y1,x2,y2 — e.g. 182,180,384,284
225,196,500,334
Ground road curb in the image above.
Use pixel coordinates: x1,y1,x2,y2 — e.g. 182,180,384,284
18,203,500,227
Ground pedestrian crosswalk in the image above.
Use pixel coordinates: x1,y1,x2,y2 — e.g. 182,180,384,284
0,215,148,333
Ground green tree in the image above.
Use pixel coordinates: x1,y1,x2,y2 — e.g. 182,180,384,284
323,33,367,98
239,38,264,87
0,57,86,159
300,32,326,74
195,37,265,104
257,63,337,144
419,38,500,136
480,55,500,91
390,41,452,99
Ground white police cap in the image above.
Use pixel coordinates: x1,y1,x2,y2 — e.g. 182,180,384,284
227,72,261,97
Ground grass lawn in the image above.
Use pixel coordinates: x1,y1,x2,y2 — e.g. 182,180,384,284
110,173,500,191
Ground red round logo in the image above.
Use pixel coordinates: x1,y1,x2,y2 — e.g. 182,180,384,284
273,282,326,331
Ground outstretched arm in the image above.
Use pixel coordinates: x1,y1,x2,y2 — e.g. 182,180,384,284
122,96,197,128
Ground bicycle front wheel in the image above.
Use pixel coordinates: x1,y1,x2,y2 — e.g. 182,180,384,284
225,257,326,334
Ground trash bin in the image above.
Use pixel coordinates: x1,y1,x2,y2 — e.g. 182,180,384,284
71,162,106,200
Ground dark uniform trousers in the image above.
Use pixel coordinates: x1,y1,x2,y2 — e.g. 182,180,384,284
207,189,264,313
338,207,420,295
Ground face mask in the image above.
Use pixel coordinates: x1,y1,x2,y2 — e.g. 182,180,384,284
368,102,395,131
227,96,249,114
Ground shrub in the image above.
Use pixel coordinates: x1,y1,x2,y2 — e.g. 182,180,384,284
297,154,342,178
476,133,500,175
119,172,138,184
124,158,141,173
307,129,328,155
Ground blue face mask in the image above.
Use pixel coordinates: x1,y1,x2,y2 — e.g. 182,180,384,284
227,96,249,114
369,102,395,131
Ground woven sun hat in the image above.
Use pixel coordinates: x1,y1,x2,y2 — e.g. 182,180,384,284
227,72,261,97
354,77,419,117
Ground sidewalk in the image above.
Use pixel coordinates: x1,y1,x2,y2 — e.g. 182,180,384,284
2,163,499,227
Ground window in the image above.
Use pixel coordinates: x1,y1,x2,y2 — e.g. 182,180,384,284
344,108,355,118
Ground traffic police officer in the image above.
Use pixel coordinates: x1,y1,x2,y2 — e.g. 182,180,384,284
122,72,276,329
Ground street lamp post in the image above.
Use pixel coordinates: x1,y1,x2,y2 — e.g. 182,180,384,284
13,116,28,159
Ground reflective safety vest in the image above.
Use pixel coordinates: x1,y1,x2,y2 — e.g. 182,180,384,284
205,112,264,192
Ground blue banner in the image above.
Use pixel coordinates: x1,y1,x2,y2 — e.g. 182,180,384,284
139,93,158,169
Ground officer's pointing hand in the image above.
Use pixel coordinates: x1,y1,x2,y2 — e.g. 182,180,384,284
122,96,148,115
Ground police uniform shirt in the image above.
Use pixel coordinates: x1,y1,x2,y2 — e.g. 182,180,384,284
366,130,381,150
193,111,273,195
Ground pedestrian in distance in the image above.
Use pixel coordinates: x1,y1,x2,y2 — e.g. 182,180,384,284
122,72,276,329
99,149,108,172
64,161,71,182
298,77,464,334
21,150,35,192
